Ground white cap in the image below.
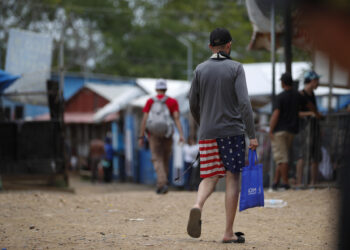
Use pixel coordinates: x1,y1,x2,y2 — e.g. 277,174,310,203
155,79,167,90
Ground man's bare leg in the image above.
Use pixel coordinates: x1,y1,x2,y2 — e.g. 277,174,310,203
223,171,240,241
187,175,219,238
193,175,219,210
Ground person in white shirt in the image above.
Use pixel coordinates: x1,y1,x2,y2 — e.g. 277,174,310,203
183,138,199,190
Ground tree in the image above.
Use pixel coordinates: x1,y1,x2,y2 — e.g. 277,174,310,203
1,0,308,79
0,0,133,74
112,0,272,78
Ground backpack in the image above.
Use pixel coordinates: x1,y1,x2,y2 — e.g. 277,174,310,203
146,96,174,138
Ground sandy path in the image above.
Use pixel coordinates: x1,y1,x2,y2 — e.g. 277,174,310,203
0,177,338,249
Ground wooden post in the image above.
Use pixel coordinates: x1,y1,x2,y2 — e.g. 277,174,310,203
328,60,334,114
269,0,276,189
59,19,68,187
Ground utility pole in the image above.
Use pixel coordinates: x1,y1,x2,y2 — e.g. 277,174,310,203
328,59,334,114
59,15,65,116
269,0,276,190
58,17,68,186
0,31,3,121
177,37,193,82
271,0,276,108
284,0,292,75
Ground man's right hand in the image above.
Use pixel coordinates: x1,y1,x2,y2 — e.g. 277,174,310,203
249,138,259,150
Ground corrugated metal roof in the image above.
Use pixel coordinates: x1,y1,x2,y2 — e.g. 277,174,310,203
85,83,135,101
34,112,95,123
93,85,145,122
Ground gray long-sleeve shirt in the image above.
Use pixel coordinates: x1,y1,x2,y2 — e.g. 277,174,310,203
189,54,256,140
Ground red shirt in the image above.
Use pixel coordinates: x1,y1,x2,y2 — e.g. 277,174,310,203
143,94,179,114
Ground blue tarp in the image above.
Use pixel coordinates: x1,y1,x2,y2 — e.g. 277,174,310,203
50,73,137,100
339,95,350,110
0,69,20,93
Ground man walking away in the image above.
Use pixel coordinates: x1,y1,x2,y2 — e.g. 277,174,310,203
188,28,258,243
138,79,185,194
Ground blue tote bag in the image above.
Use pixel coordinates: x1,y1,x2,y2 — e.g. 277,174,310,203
239,149,264,212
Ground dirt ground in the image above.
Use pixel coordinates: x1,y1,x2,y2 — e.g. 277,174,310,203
0,176,339,250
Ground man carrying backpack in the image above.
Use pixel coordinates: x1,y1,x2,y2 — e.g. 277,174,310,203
138,79,185,194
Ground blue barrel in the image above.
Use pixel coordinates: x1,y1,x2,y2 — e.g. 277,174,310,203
138,149,157,185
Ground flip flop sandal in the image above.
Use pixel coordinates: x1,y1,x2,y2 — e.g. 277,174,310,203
187,207,201,238
222,232,245,243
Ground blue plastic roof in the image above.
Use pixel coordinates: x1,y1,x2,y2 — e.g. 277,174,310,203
3,73,137,119
51,73,137,100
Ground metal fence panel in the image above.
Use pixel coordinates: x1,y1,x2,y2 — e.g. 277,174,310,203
0,121,63,175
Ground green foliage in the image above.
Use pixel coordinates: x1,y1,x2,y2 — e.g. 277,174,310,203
0,0,309,79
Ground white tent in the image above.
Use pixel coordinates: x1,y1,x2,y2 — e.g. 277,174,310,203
243,61,310,96
244,61,350,96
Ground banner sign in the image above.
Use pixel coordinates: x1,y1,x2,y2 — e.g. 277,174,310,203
5,29,53,105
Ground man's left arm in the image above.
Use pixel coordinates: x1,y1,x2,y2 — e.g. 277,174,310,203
235,64,258,150
172,111,185,143
189,71,200,125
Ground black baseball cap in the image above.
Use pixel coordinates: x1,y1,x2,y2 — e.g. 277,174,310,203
280,72,293,86
210,28,232,46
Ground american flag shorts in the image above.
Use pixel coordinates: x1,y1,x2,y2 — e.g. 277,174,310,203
199,135,245,178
